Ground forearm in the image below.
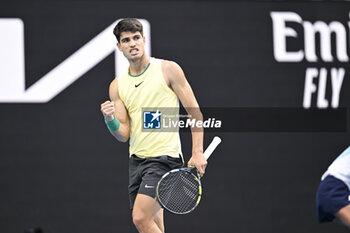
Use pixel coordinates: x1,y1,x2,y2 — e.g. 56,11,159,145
108,125,129,142
186,108,207,176
187,108,204,155
105,115,130,142
191,130,203,156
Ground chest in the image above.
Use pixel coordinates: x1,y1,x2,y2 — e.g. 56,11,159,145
121,72,168,112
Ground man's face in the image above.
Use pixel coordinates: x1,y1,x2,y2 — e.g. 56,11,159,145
117,31,146,61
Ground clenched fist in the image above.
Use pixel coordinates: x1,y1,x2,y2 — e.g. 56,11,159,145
101,100,115,121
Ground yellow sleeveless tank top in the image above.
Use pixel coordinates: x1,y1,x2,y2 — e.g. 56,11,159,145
118,58,182,158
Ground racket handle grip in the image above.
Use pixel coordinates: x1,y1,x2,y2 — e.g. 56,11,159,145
203,136,221,160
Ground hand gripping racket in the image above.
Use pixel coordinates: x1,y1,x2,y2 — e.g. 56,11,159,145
156,136,222,214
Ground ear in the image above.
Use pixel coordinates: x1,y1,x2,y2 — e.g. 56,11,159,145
116,42,122,51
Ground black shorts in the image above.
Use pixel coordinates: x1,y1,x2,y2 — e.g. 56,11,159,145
128,155,183,209
316,175,350,222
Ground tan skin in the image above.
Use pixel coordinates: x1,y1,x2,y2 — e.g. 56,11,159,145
100,31,207,233
336,204,350,228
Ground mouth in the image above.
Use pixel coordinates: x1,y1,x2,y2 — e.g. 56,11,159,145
130,48,139,55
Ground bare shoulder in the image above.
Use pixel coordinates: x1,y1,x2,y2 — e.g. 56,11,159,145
109,77,119,101
161,59,183,73
161,60,185,85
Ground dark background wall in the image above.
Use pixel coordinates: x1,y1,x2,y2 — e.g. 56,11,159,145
0,1,349,233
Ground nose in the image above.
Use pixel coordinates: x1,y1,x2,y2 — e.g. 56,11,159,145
130,40,136,47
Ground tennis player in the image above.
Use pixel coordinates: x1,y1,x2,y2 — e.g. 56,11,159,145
316,146,350,228
100,18,207,233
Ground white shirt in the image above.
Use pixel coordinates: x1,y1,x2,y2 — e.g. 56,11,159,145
322,146,350,190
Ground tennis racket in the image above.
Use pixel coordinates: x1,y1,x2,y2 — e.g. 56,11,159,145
156,136,222,214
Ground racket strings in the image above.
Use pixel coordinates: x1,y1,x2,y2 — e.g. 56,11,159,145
157,171,201,214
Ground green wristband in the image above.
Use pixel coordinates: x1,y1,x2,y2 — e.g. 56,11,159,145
104,115,120,131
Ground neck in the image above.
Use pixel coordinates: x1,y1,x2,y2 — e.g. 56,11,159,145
129,55,150,76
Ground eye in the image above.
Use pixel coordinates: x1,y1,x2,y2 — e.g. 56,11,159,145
121,38,130,43
134,35,141,40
